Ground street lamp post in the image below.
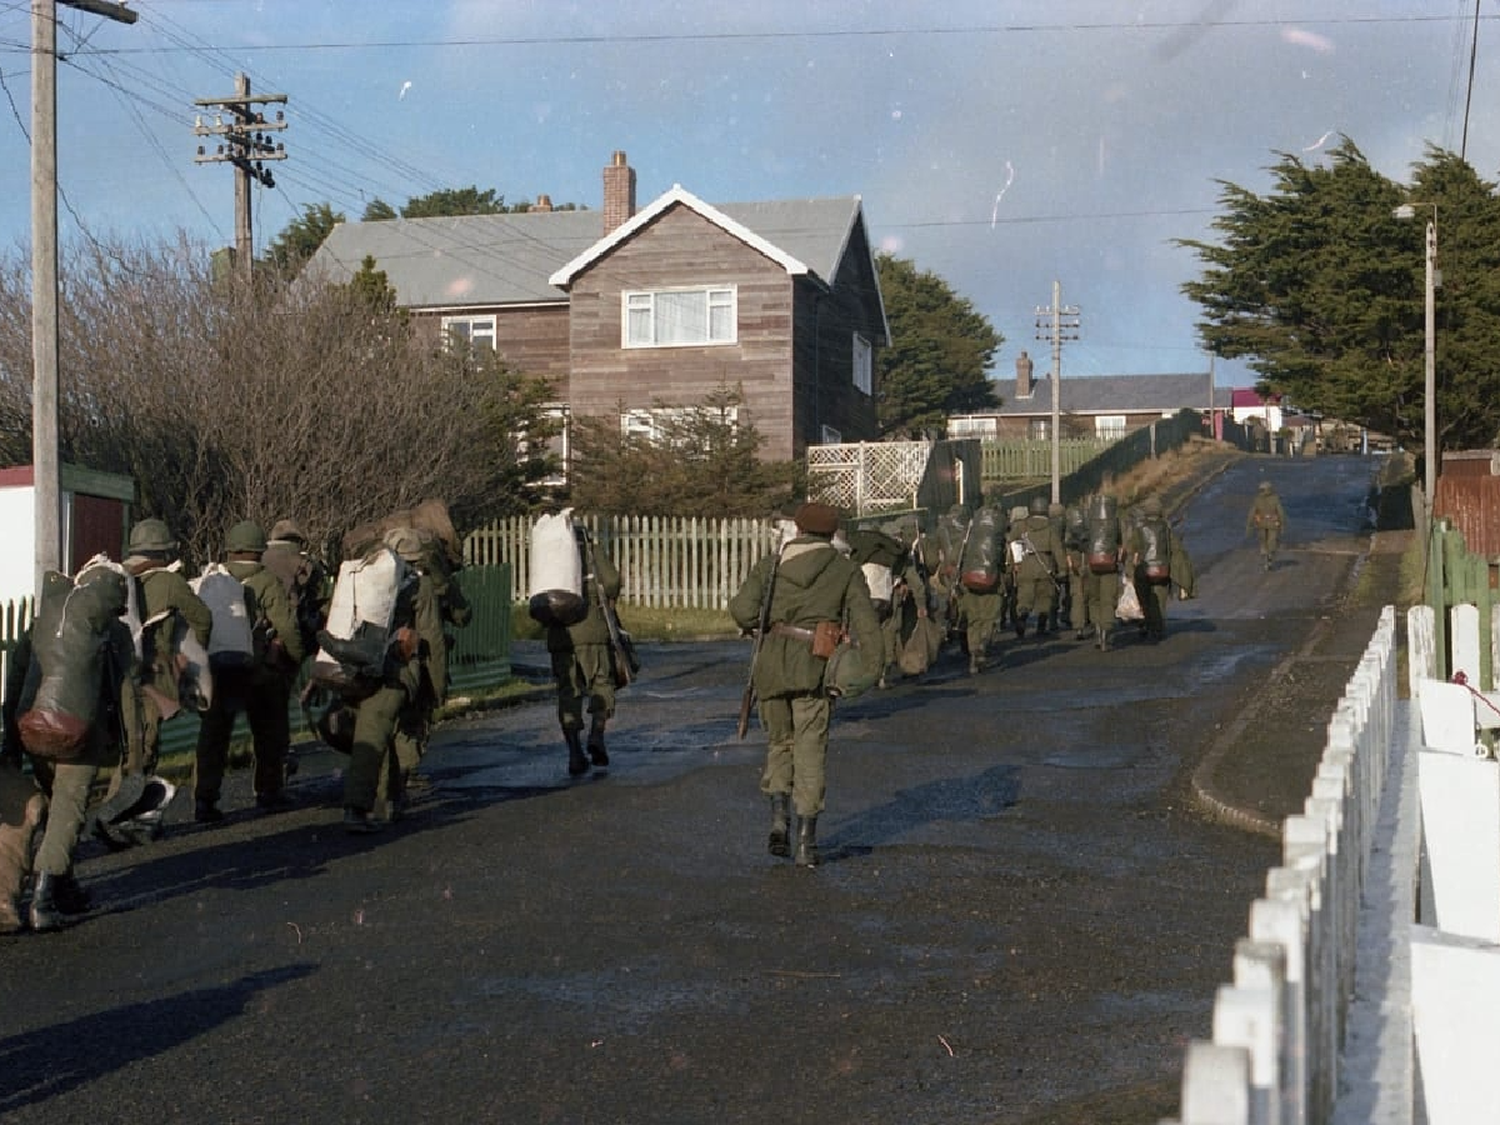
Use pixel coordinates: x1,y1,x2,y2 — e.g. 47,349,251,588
1393,202,1438,522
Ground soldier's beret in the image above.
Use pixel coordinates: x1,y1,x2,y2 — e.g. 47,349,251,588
794,502,840,536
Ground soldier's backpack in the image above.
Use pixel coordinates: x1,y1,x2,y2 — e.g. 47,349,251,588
17,569,128,760
527,509,587,628
311,543,414,695
193,563,257,672
1087,494,1122,575
1137,517,1172,583
846,528,904,618
960,507,1003,594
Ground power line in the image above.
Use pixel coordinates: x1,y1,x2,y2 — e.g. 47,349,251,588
62,14,1500,56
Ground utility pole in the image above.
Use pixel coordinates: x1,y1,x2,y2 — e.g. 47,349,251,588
1034,280,1081,504
194,73,288,283
32,0,137,597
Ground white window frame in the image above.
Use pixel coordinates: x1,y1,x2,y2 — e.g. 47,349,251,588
852,332,872,395
819,424,843,444
1094,415,1127,437
621,286,737,348
621,405,739,447
441,314,497,351
947,416,997,439
1028,418,1050,441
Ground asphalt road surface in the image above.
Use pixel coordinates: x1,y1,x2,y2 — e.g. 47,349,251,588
0,452,1390,1125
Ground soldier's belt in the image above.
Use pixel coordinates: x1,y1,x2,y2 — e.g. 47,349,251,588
770,623,816,643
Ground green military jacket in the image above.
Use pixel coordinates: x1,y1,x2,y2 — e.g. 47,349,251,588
1009,514,1066,581
546,540,621,653
729,536,883,699
1246,492,1286,533
135,565,213,702
224,558,304,671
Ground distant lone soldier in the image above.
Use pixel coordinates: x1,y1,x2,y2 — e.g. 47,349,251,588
1246,480,1287,571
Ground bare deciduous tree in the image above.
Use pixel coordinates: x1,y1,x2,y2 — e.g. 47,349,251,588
0,235,556,569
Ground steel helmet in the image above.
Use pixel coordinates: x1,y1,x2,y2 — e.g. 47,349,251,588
1029,495,1049,516
269,518,307,544
127,518,177,554
225,520,268,554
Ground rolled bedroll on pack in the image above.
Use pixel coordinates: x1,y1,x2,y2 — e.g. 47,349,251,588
18,570,125,760
342,498,463,568
527,509,587,628
959,507,1003,593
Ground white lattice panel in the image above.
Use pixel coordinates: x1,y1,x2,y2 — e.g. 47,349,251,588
807,441,931,515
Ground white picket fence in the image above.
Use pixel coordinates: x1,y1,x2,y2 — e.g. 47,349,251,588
464,514,778,610
1170,599,1500,1124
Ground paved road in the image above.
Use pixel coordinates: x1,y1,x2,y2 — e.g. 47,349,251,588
0,453,1388,1125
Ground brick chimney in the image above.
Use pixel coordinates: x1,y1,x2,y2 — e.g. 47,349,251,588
603,150,636,234
1015,350,1034,398
534,194,553,213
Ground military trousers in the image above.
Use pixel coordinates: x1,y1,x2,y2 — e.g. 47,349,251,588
758,693,831,819
194,668,294,803
1075,567,1122,636
551,643,616,733
962,590,1003,659
29,727,109,878
1255,525,1281,563
344,684,407,814
1013,570,1059,621
1133,569,1173,639
119,680,164,777
0,765,45,909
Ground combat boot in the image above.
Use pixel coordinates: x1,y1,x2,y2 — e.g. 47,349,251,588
29,873,64,933
795,816,820,868
565,729,589,776
768,794,791,857
587,719,609,767
1014,612,1028,639
52,872,91,915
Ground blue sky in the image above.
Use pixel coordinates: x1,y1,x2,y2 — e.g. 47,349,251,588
0,1,1491,389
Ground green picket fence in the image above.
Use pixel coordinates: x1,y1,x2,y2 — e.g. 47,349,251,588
980,437,1117,481
1425,521,1494,690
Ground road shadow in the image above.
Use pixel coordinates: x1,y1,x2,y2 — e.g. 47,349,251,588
0,964,317,1112
820,762,1022,864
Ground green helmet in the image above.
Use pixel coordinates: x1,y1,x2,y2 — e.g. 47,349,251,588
1029,495,1049,516
269,518,307,544
225,519,268,554
127,518,177,554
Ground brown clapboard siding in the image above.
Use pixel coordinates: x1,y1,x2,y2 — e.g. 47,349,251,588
410,304,572,393
565,205,800,459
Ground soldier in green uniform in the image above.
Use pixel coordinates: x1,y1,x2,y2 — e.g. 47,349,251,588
193,520,305,821
120,519,213,778
261,518,331,782
1074,495,1125,651
21,566,135,930
1009,496,1066,640
342,527,446,833
1246,480,1287,570
957,505,1006,675
730,502,882,868
1125,496,1191,643
547,527,622,777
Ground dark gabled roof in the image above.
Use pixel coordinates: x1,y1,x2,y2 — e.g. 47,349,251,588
982,373,1226,416
303,189,873,313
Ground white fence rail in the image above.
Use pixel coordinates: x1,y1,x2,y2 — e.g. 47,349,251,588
464,515,778,610
1170,599,1500,1124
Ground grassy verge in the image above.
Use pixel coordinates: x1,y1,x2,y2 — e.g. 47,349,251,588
510,603,741,642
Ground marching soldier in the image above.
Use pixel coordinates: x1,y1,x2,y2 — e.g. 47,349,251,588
1246,480,1287,570
1008,496,1066,640
729,502,881,868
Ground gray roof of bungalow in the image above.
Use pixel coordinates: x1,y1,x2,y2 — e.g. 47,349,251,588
985,373,1226,415
305,193,869,312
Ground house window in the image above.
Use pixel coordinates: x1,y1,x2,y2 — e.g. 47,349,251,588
621,405,738,446
820,425,843,444
622,287,737,348
852,333,872,395
441,314,497,351
948,416,997,439
1028,419,1050,441
1095,415,1127,438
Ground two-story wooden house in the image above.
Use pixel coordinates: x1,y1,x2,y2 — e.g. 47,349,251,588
304,151,889,464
